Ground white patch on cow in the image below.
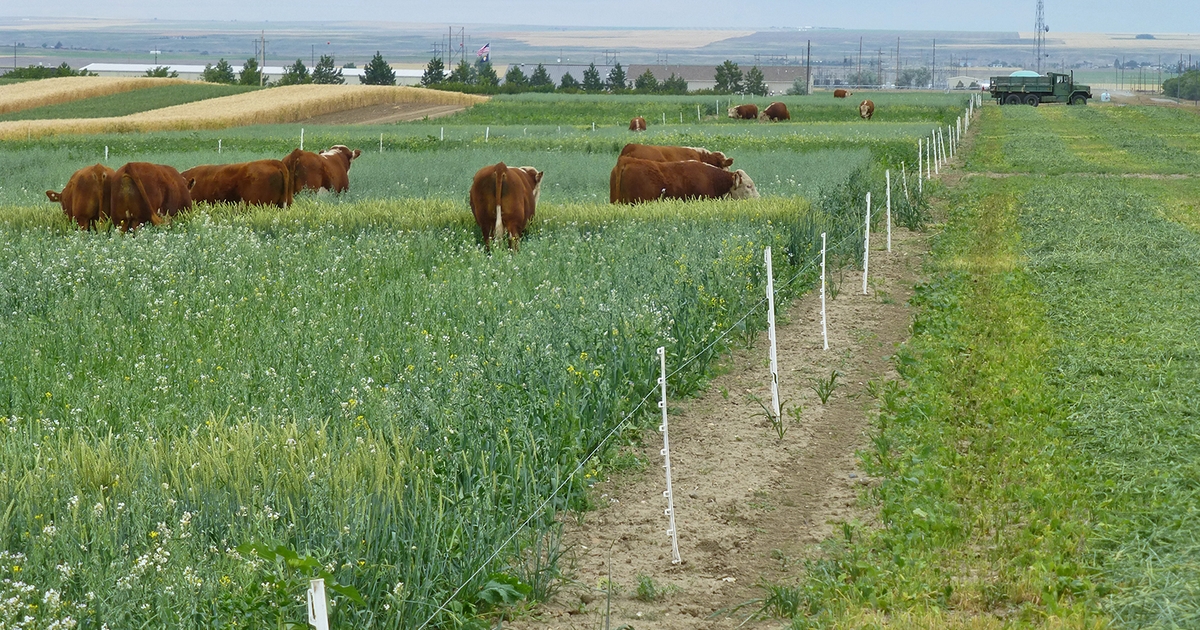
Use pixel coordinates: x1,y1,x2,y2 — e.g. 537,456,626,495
522,167,543,210
726,107,739,118
728,170,760,200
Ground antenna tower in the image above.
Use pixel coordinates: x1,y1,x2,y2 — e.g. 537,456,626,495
1034,0,1048,73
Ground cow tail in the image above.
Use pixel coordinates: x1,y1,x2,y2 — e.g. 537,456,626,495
128,170,159,223
493,166,506,243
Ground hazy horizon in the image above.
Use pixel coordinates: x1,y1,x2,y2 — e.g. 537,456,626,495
1,1,1197,34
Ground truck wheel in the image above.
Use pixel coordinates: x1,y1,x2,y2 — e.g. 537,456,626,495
1070,95,1087,106
1024,94,1040,107
1004,94,1022,105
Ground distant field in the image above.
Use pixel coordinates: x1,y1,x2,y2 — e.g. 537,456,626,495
0,75,188,115
0,83,260,121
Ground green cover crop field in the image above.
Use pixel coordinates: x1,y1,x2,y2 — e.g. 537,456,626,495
0,91,947,628
0,84,261,122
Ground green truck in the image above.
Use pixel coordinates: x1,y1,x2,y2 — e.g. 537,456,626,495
989,71,1092,106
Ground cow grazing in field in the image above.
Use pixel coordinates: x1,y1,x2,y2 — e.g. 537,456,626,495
610,156,759,205
614,144,735,203
759,102,790,122
833,88,852,98
859,99,875,120
109,162,193,231
46,163,115,229
727,104,759,120
282,144,362,194
469,162,543,251
183,160,294,207
629,116,647,132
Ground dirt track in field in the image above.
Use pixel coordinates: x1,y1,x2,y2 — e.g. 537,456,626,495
510,228,928,630
295,102,467,125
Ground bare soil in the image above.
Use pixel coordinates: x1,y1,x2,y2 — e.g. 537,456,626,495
296,102,467,125
511,228,928,630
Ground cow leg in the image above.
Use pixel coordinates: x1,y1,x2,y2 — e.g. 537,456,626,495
149,212,167,227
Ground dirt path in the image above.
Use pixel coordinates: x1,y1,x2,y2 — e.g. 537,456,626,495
296,102,466,125
512,228,928,630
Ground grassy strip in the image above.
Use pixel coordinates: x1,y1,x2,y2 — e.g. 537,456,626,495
760,176,1105,629
0,76,189,115
0,83,261,121
1020,179,1200,627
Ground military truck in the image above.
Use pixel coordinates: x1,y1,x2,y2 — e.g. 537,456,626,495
989,71,1092,106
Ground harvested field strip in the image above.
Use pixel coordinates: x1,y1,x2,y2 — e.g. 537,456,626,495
1021,179,1200,627
0,76,188,115
0,83,260,121
0,85,488,139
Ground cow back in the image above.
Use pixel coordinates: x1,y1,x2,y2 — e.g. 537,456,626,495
51,163,114,229
619,144,733,169
111,162,192,230
761,102,790,121
612,156,740,204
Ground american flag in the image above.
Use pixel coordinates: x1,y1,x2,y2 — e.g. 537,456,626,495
476,43,490,61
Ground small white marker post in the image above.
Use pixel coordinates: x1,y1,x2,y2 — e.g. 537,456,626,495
300,128,304,151
591,122,595,132
862,192,871,295
218,139,222,154
696,104,701,122
933,132,939,176
764,247,781,423
440,127,444,141
486,126,490,141
680,112,683,124
901,161,910,202
885,169,892,252
307,578,329,630
820,232,828,351
657,347,681,565
918,139,923,182
379,133,383,154
104,146,108,161
662,112,666,125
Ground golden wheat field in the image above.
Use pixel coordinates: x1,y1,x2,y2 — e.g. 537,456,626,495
0,76,189,115
0,84,488,139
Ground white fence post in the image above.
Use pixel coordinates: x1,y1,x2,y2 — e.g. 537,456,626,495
696,104,701,122
657,347,681,565
933,131,939,176
764,247,781,422
218,139,222,154
901,161,910,202
862,192,871,295
886,170,892,252
300,128,304,151
487,126,491,141
104,146,108,161
440,127,444,141
821,232,828,351
307,578,329,630
662,112,666,125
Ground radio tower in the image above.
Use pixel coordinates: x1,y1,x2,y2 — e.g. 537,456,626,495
1034,0,1048,73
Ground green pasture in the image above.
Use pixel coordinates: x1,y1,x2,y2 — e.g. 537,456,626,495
0,83,261,122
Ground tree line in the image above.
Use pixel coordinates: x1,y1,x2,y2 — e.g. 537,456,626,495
197,52,396,86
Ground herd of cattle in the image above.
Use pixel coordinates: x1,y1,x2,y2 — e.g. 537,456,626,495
45,145,362,230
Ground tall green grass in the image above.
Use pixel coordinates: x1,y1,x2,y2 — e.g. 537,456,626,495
0,83,261,121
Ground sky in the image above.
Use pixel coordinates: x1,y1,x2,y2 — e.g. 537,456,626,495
1,1,1197,33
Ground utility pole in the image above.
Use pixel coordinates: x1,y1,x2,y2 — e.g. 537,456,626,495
857,36,863,86
806,39,811,93
932,39,936,89
259,31,267,87
878,48,883,88
896,37,901,86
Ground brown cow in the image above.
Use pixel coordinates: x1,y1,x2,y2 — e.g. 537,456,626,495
759,102,790,121
109,162,193,231
859,99,875,120
183,160,294,207
469,162,543,251
833,88,853,98
614,144,735,203
727,104,759,120
610,156,759,205
629,116,647,132
282,144,361,194
46,163,114,229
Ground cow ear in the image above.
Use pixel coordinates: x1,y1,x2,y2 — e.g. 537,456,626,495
724,158,735,168
535,170,544,183
351,149,361,159
187,178,196,190
46,190,61,202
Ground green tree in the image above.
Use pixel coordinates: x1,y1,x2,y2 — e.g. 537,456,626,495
605,63,628,92
1163,68,1200,100
786,76,808,95
475,60,499,87
276,59,311,86
238,58,263,86
421,57,445,86
744,66,767,96
312,55,344,85
660,73,689,94
504,64,528,88
529,63,553,89
144,66,179,78
581,63,603,92
897,67,931,88
201,58,236,84
3,62,94,79
558,71,581,91
448,60,473,84
633,69,658,93
360,51,396,85
847,70,879,88
714,60,743,93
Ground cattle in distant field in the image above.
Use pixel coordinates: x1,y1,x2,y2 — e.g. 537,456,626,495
610,156,759,205
469,162,543,251
727,104,759,119
614,144,735,203
46,163,114,229
834,88,852,98
859,99,875,120
283,144,361,194
183,160,294,207
759,102,790,121
109,162,193,231
629,116,647,131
